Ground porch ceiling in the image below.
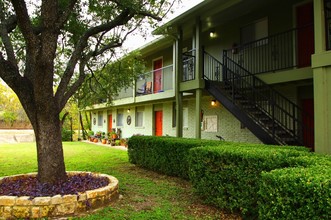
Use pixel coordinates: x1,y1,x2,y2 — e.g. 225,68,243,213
155,0,306,38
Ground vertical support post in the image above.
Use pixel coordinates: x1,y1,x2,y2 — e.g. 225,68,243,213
292,104,296,137
196,89,202,139
222,50,228,82
312,0,331,153
195,17,203,82
195,17,203,139
175,27,183,137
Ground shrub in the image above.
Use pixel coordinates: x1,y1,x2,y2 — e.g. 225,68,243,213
188,145,309,219
128,135,330,219
61,129,74,141
87,130,94,136
259,165,331,219
128,136,222,179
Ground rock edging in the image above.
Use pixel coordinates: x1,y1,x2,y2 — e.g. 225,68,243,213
0,171,119,219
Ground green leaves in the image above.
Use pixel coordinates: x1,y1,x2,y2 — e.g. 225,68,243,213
76,51,145,108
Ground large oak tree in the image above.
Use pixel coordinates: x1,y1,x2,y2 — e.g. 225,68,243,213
0,0,174,183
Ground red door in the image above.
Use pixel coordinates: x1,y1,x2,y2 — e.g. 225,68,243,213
155,111,163,136
153,59,162,93
296,2,314,68
302,99,314,151
108,115,112,132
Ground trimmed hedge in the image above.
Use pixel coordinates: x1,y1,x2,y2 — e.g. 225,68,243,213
188,145,309,219
127,136,223,179
128,136,331,219
259,165,331,219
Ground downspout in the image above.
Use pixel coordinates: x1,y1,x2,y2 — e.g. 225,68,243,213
195,17,203,139
175,27,184,137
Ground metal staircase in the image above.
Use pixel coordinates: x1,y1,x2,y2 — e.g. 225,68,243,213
203,51,314,147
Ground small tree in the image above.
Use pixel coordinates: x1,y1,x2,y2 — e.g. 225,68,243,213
0,0,175,183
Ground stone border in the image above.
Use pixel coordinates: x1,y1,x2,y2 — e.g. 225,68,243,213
0,171,119,219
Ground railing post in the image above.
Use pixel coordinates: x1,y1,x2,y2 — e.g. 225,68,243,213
292,104,296,137
272,100,275,138
222,50,227,82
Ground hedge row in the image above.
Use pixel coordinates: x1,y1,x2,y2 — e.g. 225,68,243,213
189,146,312,218
127,136,331,219
259,157,331,219
127,136,222,179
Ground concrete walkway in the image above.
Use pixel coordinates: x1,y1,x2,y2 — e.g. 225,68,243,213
0,129,35,143
81,140,128,151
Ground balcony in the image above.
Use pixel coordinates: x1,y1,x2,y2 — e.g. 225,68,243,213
182,49,196,82
135,64,174,96
223,24,314,75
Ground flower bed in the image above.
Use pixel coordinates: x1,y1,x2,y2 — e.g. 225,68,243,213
0,171,119,219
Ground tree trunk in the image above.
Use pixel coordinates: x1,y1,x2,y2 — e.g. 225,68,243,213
33,105,67,183
79,112,87,140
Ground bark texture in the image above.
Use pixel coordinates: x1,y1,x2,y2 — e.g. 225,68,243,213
0,0,166,183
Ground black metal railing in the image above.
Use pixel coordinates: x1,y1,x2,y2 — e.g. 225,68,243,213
204,51,222,81
182,49,195,81
204,51,314,147
224,24,313,74
135,64,173,96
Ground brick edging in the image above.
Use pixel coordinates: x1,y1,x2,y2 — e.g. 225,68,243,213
0,171,119,219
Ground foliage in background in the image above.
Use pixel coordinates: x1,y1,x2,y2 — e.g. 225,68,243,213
0,0,178,183
76,51,146,108
61,129,75,141
0,83,30,128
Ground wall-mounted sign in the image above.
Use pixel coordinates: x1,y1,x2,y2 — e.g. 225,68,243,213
127,115,131,125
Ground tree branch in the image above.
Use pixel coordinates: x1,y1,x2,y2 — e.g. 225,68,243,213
0,54,36,128
55,8,133,103
0,3,18,68
137,10,162,21
10,0,37,47
4,15,17,33
56,0,78,30
59,59,86,110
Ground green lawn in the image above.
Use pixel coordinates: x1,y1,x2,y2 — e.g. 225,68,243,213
0,142,241,220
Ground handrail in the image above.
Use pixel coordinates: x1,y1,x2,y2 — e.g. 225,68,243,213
203,50,314,147
182,49,196,82
224,23,313,74
135,64,174,96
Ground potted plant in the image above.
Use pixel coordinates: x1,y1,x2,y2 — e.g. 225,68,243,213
120,138,127,147
115,139,121,146
101,132,107,144
88,131,95,142
109,131,117,139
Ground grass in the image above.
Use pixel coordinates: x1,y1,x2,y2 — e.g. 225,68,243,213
0,142,241,220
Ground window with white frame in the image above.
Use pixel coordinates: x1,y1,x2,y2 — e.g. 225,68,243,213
97,111,103,126
117,109,124,126
241,17,268,45
202,115,218,132
135,106,144,127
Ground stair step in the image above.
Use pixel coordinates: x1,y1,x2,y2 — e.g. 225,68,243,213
207,79,304,147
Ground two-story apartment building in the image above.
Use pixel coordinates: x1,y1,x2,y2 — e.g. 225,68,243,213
87,0,331,154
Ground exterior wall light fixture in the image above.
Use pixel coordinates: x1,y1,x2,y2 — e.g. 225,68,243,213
209,30,216,38
211,100,216,106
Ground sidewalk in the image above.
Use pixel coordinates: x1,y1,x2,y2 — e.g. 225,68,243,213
0,129,35,143
81,140,128,151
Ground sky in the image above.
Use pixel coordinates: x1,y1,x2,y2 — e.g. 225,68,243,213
123,0,203,51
